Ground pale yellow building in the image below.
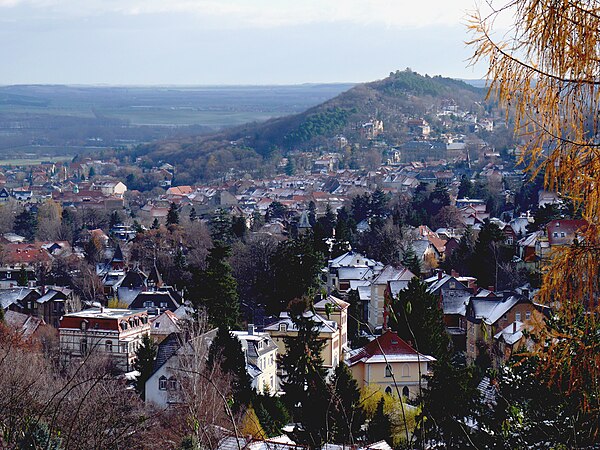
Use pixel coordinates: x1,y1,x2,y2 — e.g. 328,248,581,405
314,295,349,360
264,310,341,368
346,330,435,400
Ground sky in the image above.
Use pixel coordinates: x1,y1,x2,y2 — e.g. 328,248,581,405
0,0,490,85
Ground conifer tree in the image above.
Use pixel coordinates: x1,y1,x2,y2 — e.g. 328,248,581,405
401,245,421,277
133,334,157,400
166,202,179,226
328,363,365,444
207,326,252,408
367,398,392,445
192,242,240,329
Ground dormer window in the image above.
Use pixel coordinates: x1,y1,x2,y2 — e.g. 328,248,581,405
279,323,287,332
81,320,88,331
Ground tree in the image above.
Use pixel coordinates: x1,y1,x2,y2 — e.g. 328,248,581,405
189,207,198,223
457,175,473,199
133,334,157,400
207,326,252,408
367,398,392,445
13,209,37,241
469,0,600,437
151,217,160,229
190,242,240,329
239,406,266,440
109,210,122,229
388,277,450,361
265,201,288,222
17,266,28,287
401,245,421,277
279,302,329,447
327,363,365,444
166,202,179,226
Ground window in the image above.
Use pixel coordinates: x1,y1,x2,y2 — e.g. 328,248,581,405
160,302,168,308
525,311,531,320
561,232,566,237
6,272,10,279
385,364,393,378
105,340,113,352
402,386,410,398
553,232,558,237
80,320,88,331
279,323,287,332
121,343,127,353
402,364,410,377
168,377,177,391
270,355,274,366
144,301,153,308
154,321,161,328
515,312,521,321
159,376,167,391
80,338,88,355
385,386,392,396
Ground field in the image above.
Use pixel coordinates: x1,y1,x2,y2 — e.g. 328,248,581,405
0,84,354,158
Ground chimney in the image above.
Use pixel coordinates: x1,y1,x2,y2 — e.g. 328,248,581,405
248,324,255,335
437,269,443,280
522,288,530,300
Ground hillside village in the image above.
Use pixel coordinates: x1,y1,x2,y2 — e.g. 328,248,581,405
0,72,586,449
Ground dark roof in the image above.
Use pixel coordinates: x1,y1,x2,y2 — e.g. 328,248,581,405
148,264,163,287
112,245,124,263
153,332,182,372
130,290,180,311
120,269,147,289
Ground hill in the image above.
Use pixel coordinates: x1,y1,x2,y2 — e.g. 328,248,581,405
133,70,486,183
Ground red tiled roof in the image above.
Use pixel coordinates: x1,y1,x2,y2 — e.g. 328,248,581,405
346,331,419,366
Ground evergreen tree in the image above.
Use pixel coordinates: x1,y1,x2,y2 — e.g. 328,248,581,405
191,242,240,329
17,267,28,287
308,201,317,227
332,206,355,258
151,217,160,229
457,175,474,198
166,202,179,226
254,394,291,437
88,166,96,178
426,182,451,218
471,219,508,288
18,421,62,450
109,210,122,229
280,304,329,447
267,234,324,314
133,334,157,400
231,215,247,240
285,158,295,176
328,363,366,444
401,245,422,276
367,398,392,445
351,193,371,223
13,209,38,241
210,208,233,242
388,277,450,360
189,207,197,222
265,201,288,222
208,326,252,407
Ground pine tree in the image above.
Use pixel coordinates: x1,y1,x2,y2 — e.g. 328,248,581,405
151,218,160,229
13,209,38,241
189,207,197,222
367,398,392,445
457,175,473,199
191,242,240,329
133,334,157,400
402,245,421,277
388,277,450,360
166,202,179,226
280,305,329,446
207,326,252,407
328,363,366,444
17,267,28,287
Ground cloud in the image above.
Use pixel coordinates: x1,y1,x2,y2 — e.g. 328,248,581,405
0,0,478,29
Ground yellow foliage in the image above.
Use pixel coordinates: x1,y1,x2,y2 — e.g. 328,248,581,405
468,0,600,428
107,298,129,309
360,385,419,446
239,406,266,441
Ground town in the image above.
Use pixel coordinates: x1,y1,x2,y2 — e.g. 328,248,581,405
0,69,585,449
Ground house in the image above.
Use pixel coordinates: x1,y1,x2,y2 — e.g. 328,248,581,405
4,310,45,341
59,308,150,372
326,251,383,294
465,291,547,363
546,219,587,247
345,330,435,400
35,287,75,328
129,289,181,315
97,181,127,198
368,265,415,331
232,325,279,394
264,311,342,368
145,329,217,407
149,310,182,343
314,295,349,359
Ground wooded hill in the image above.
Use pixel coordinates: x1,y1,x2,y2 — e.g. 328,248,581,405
132,70,485,183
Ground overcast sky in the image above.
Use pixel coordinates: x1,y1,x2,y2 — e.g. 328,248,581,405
0,0,489,85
